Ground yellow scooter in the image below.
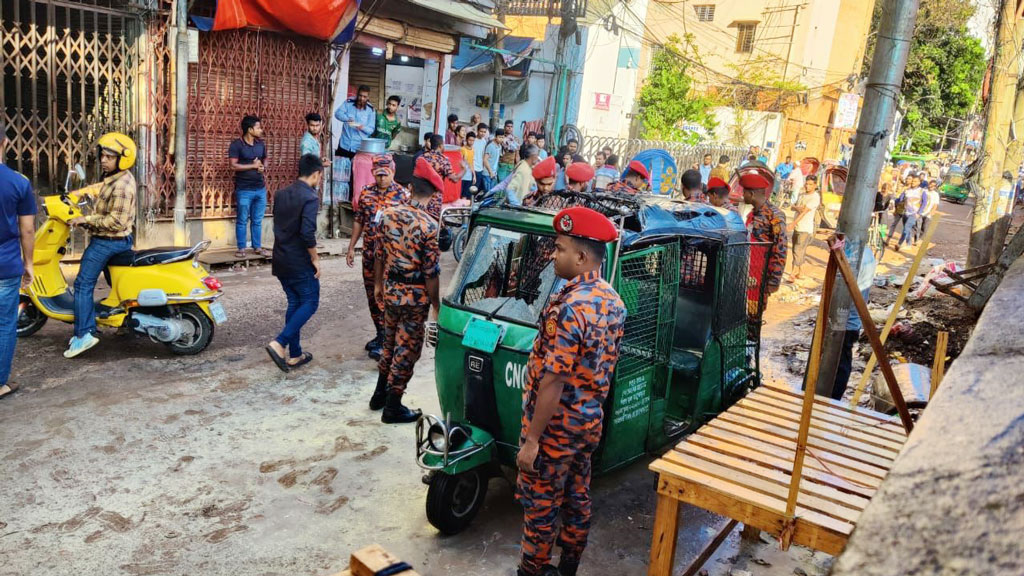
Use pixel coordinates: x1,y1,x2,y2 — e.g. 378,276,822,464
18,166,225,355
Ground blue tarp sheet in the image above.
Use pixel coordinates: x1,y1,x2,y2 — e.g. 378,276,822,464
452,36,533,73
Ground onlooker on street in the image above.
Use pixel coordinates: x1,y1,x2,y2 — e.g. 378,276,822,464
473,123,489,188
0,120,35,399
555,152,573,193
482,128,503,193
594,151,607,171
461,132,476,200
710,155,731,182
445,114,460,146
229,115,269,258
679,169,705,203
373,95,403,148
506,144,542,206
699,153,713,186
499,126,520,183
775,155,794,181
594,154,620,191
454,125,468,148
790,175,820,279
335,85,376,160
895,174,924,251
422,133,460,218
916,178,941,244
300,112,327,165
787,161,805,206
536,134,549,160
265,154,323,373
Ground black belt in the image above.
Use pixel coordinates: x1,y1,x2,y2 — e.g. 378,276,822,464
387,271,425,285
92,235,131,241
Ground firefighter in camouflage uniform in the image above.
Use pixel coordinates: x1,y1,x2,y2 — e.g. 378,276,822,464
516,206,627,576
346,154,409,359
371,156,442,424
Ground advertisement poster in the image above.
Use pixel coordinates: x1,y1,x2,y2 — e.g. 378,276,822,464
835,92,861,130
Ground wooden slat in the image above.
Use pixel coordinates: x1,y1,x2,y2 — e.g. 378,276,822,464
758,386,907,434
704,419,892,478
752,388,907,439
716,410,899,466
676,443,871,511
691,428,884,489
652,470,849,556
662,451,863,524
736,396,906,452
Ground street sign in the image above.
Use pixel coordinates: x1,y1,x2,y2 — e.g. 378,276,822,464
835,92,861,129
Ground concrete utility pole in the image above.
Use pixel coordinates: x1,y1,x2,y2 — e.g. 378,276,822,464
813,0,919,396
967,0,1021,267
173,0,189,245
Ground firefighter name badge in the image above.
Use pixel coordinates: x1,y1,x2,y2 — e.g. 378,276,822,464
545,318,557,337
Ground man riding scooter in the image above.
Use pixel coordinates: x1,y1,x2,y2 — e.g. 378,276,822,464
64,132,137,358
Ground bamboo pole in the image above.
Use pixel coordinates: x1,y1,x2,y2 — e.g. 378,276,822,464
930,331,949,399
850,215,941,406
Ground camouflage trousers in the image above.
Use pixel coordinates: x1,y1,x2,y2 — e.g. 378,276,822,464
516,442,597,575
361,245,383,335
377,303,429,395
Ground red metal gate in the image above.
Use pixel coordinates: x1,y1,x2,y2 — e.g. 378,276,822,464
180,29,330,218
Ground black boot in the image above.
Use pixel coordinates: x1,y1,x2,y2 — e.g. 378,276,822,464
367,333,383,360
368,372,388,411
557,560,579,576
381,391,421,424
365,328,383,351
517,566,559,576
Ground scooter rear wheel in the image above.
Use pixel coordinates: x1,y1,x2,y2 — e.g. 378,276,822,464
165,303,214,355
452,227,468,263
17,296,48,337
425,469,489,535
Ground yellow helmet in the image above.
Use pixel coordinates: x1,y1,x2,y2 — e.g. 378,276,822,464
96,132,137,172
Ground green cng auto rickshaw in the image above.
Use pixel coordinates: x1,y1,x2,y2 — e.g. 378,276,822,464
415,192,771,534
940,165,969,204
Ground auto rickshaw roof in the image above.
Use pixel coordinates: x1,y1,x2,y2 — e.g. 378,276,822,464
474,194,748,246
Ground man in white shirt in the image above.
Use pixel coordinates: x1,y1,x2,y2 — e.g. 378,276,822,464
897,175,924,250
787,163,805,207
790,175,820,279
915,178,941,245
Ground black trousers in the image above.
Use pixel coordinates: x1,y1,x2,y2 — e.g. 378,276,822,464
831,329,861,400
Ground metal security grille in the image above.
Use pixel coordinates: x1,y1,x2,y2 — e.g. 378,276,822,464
578,134,746,178
615,243,679,377
693,4,715,22
1,0,137,192
182,29,330,218
679,242,709,291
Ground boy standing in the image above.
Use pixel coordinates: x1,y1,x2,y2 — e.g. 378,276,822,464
229,115,269,258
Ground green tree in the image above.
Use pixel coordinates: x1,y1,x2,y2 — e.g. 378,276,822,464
864,0,985,153
636,35,718,143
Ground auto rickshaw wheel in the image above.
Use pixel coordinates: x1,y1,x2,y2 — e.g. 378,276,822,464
425,469,489,535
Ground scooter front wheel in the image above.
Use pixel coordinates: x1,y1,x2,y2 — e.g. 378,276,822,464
165,303,214,355
17,296,48,337
425,469,489,535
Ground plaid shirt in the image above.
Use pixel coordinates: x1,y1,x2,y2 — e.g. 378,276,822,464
83,170,136,237
746,202,788,290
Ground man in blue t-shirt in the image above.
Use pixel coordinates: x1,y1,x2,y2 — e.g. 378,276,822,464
228,115,269,259
0,120,37,399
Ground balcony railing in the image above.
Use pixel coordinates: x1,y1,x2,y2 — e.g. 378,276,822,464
499,0,588,18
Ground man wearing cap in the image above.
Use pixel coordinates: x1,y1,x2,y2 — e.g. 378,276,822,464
565,162,595,193
605,160,649,195
741,171,788,295
679,169,706,203
347,154,409,360
371,157,442,423
528,156,558,203
706,177,734,210
516,206,626,576
422,133,461,218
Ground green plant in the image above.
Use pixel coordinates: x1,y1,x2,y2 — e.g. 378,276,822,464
636,35,719,143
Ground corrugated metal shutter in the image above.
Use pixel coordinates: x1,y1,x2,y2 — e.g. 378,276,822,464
349,45,386,109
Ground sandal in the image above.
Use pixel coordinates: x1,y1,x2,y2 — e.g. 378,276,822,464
234,250,247,259
0,381,20,399
288,352,313,369
259,248,273,258
265,344,290,373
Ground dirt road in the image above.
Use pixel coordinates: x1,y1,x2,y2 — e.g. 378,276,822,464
0,197,983,576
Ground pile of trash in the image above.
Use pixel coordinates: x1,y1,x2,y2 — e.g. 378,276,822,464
872,258,965,299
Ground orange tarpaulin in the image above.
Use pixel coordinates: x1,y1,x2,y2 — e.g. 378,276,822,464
211,0,359,41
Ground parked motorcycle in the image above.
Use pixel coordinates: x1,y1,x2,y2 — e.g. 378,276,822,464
18,165,225,355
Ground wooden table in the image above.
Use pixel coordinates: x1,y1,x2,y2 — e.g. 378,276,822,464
647,382,909,575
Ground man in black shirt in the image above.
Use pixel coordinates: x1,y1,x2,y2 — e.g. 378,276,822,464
265,154,322,373
229,115,269,259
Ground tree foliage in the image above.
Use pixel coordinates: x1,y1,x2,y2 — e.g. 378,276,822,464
636,35,718,143
864,0,986,153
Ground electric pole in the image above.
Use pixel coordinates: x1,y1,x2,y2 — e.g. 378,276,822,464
813,0,919,396
173,0,189,245
968,0,1022,267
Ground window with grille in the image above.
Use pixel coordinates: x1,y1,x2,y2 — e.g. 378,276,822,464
694,5,715,22
736,23,756,53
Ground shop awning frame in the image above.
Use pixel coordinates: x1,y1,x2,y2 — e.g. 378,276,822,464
405,0,509,31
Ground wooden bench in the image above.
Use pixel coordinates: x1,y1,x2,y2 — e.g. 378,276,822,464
330,544,420,576
648,243,913,576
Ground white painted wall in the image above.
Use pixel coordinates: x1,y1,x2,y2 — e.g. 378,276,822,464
711,106,785,165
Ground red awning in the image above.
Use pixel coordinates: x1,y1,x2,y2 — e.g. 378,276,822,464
211,0,359,41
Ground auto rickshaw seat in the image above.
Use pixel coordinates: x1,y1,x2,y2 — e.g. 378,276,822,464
669,348,702,381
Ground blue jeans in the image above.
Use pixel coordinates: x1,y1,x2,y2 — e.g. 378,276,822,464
74,236,133,338
275,274,320,358
0,276,20,386
236,188,267,250
898,214,918,247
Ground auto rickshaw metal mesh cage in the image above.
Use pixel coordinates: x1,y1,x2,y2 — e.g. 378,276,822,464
615,243,680,377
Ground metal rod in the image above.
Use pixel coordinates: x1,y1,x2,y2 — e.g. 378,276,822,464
814,0,920,396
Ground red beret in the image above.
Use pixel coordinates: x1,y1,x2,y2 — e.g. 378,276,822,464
707,176,729,189
413,156,444,192
628,160,650,181
553,206,618,243
739,172,772,190
532,156,557,180
566,161,595,183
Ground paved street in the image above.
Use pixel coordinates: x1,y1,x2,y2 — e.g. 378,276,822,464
0,197,981,576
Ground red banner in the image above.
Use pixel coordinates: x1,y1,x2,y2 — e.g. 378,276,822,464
212,0,359,41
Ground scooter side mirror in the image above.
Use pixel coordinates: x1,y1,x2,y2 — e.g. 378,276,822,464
73,164,86,181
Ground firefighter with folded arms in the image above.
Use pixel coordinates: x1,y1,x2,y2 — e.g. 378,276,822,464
516,206,627,576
